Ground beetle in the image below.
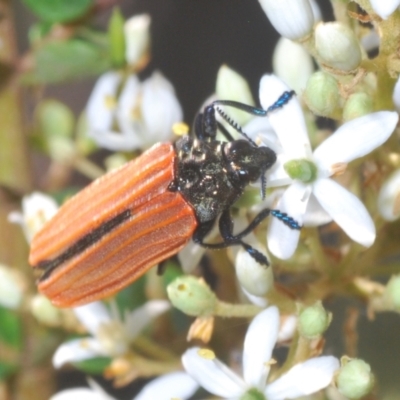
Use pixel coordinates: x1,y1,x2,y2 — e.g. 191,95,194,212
29,90,300,307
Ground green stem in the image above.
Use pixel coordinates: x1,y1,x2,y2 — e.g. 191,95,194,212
305,227,333,274
215,301,263,318
133,335,177,361
72,156,105,180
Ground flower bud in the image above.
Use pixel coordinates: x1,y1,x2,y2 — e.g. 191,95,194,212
378,169,400,221
167,276,217,316
31,294,64,327
337,358,374,399
393,74,400,114
108,7,126,68
298,301,331,338
304,71,340,117
284,159,317,183
315,22,362,72
216,65,254,126
0,264,25,309
384,275,400,310
273,38,314,94
258,0,314,40
235,243,273,297
124,14,151,67
343,92,373,121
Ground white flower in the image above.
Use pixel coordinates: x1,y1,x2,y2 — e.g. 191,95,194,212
86,71,182,151
258,0,315,40
370,0,400,19
50,373,198,400
182,306,339,399
86,71,122,147
53,300,170,368
8,192,58,243
259,75,398,259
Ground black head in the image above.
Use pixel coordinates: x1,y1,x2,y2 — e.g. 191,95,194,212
224,139,276,196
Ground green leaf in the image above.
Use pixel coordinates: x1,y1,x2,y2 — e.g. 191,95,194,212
22,0,93,23
115,275,147,312
162,261,183,287
27,39,111,84
0,307,22,349
0,361,17,380
73,357,111,374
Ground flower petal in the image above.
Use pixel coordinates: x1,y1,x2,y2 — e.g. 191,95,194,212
258,0,315,40
53,338,105,368
272,37,314,94
92,74,143,151
313,111,398,176
134,372,198,400
140,72,183,147
369,0,400,19
394,76,400,114
86,71,121,132
9,192,59,243
313,178,375,247
124,300,170,339
73,301,112,336
378,169,400,221
50,388,111,400
259,75,310,159
243,116,281,153
264,356,339,399
182,347,246,397
267,182,309,259
303,193,333,226
243,307,280,388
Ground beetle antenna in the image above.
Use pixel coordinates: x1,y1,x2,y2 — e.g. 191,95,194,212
215,106,258,146
260,171,267,199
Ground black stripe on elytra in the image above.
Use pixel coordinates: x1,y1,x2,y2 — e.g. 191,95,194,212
37,209,132,282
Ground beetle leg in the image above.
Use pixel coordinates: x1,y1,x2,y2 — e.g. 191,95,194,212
192,207,301,267
193,210,270,266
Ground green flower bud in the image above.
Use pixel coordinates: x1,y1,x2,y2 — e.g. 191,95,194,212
105,153,129,172
240,388,265,400
216,65,254,125
298,301,331,338
315,22,362,72
337,358,374,399
304,71,340,117
343,92,373,121
108,7,126,68
384,275,400,310
36,99,74,139
167,276,217,316
284,159,318,183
